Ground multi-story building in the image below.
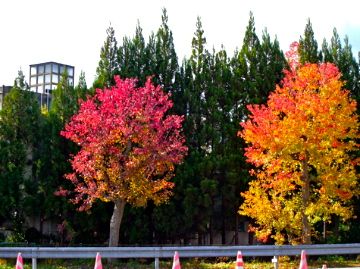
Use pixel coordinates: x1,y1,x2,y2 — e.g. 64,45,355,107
1,62,75,110
0,85,12,111
29,62,75,107
0,62,75,239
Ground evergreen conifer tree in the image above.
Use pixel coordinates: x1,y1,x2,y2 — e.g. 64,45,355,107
320,29,360,104
75,71,88,100
234,12,262,106
154,8,179,93
50,70,78,124
0,71,42,239
94,25,119,88
299,19,320,64
117,22,149,85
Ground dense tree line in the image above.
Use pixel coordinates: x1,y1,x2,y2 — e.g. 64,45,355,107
0,10,359,245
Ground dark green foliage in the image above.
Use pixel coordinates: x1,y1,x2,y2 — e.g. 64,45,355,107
182,19,213,240
93,25,119,88
75,71,89,100
161,14,285,245
234,12,262,105
117,22,148,84
299,19,320,64
188,16,208,151
154,8,179,93
0,68,108,244
50,70,78,124
311,28,360,104
259,30,287,97
321,38,332,62
232,12,286,110
231,13,287,120
321,29,360,103
0,138,25,227
1,71,41,144
0,71,42,239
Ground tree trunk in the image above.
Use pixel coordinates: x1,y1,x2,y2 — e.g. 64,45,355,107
235,214,239,245
301,159,311,244
108,198,126,247
221,195,226,245
209,219,213,245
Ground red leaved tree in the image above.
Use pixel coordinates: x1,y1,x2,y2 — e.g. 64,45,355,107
61,76,187,246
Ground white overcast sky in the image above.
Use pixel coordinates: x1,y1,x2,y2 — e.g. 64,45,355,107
0,0,359,86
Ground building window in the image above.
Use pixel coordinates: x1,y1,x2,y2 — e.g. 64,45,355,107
45,74,51,83
52,74,58,84
28,63,74,97
30,77,37,86
68,67,74,77
45,64,51,73
38,65,44,74
31,66,37,75
52,63,58,73
38,75,44,84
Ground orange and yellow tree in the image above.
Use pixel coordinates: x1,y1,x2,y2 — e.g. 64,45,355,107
239,42,359,244
60,76,187,247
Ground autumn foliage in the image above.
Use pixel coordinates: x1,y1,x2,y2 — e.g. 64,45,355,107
239,42,359,244
61,76,187,209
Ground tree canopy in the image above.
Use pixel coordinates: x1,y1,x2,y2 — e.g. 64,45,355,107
239,42,359,244
61,76,187,246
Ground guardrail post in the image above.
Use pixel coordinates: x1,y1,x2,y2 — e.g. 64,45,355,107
32,257,37,269
31,247,38,269
271,256,278,269
154,257,159,269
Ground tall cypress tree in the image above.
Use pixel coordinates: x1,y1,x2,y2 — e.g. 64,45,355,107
118,21,148,84
207,47,236,244
231,14,286,244
51,70,78,125
232,12,285,112
94,25,119,88
259,30,286,93
0,71,42,240
339,36,360,102
75,70,88,100
234,12,262,107
171,17,214,244
188,16,207,150
116,16,185,244
329,28,342,63
151,65,190,245
299,19,320,64
154,8,179,94
127,10,183,244
321,38,332,62
321,28,360,104
145,32,157,79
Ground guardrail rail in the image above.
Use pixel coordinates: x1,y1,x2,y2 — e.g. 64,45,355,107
1,243,360,269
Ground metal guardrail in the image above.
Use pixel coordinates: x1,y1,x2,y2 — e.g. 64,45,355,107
1,244,360,269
